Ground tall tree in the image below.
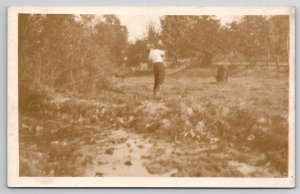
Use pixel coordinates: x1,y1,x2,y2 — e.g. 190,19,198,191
94,15,128,66
267,16,289,69
230,16,269,65
127,40,148,68
160,15,222,67
160,16,193,65
144,22,160,46
188,16,222,67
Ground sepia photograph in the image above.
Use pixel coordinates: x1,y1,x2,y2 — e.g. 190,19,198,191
7,6,295,187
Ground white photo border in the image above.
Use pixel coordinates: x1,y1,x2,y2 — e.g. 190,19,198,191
7,6,295,188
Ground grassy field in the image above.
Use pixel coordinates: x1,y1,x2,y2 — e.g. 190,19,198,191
19,68,289,177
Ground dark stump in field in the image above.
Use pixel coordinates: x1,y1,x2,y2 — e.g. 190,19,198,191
216,65,228,83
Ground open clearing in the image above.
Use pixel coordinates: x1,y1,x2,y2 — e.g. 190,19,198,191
19,69,289,177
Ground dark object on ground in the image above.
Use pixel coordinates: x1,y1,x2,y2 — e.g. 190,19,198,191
216,65,228,83
124,160,132,166
95,172,103,177
105,147,115,155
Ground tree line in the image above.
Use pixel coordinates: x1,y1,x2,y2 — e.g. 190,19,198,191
128,15,289,69
19,14,289,96
19,14,127,96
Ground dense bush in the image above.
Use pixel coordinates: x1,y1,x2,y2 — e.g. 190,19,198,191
19,14,127,97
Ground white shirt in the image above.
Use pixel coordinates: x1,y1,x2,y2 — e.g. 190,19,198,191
148,49,165,63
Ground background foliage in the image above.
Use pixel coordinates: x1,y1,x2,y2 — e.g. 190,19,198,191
19,14,289,98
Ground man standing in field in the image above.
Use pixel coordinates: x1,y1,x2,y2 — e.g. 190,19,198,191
148,43,166,98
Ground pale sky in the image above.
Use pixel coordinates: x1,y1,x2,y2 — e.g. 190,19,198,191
118,15,242,42
118,15,161,42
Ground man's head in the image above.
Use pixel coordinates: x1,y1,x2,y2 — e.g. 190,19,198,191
157,40,163,49
153,40,164,50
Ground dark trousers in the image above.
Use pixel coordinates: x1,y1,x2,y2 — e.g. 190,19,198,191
153,62,165,95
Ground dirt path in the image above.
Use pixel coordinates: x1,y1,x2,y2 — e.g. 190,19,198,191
67,126,280,177
80,129,170,177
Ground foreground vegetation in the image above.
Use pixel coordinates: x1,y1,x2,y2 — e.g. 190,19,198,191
19,69,289,177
